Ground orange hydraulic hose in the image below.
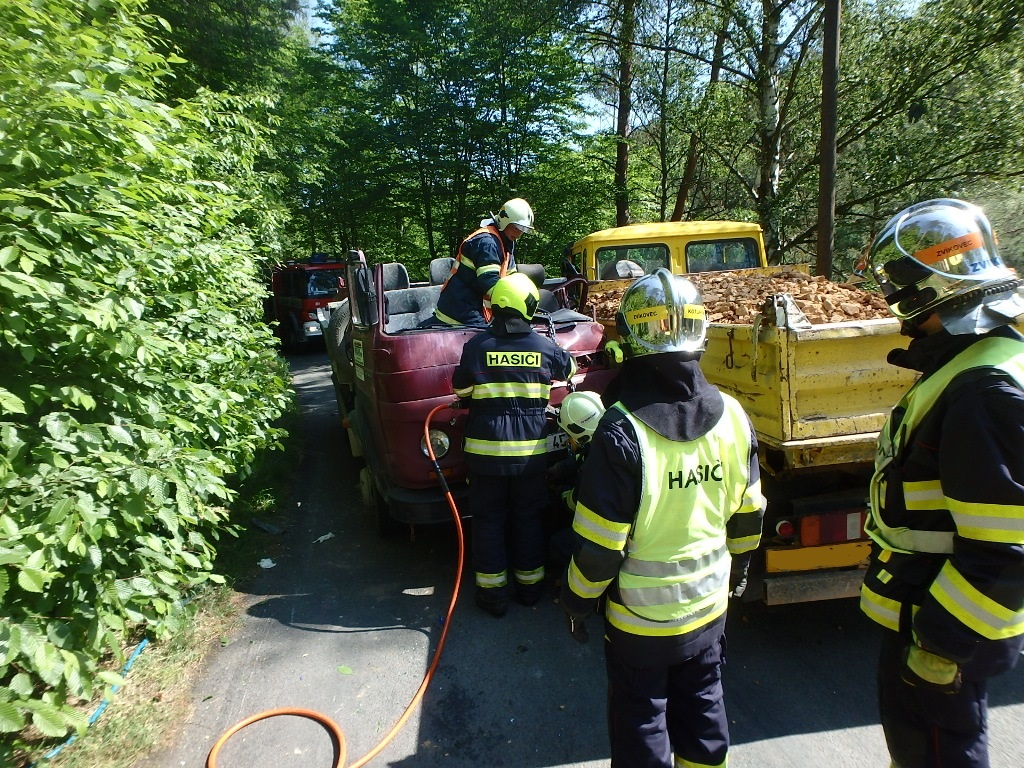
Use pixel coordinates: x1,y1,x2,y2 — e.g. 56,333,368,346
206,708,347,768
347,402,464,768
206,402,465,768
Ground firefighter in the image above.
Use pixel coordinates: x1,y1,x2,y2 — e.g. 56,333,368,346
861,198,1024,768
548,390,607,577
431,198,535,327
559,269,765,768
551,389,607,510
452,271,576,616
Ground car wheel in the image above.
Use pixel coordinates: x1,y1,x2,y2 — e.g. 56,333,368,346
359,467,401,537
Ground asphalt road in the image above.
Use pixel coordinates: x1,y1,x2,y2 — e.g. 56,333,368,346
147,351,1024,768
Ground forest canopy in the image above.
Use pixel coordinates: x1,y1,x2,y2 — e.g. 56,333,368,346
269,0,1024,279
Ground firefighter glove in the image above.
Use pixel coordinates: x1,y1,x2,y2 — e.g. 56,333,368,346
605,340,624,364
902,644,961,694
559,583,591,644
729,555,751,599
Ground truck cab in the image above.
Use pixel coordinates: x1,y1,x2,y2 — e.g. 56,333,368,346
269,253,347,350
569,221,767,281
326,250,616,535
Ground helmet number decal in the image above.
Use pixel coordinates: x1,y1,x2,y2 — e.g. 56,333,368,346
913,231,984,266
625,305,669,324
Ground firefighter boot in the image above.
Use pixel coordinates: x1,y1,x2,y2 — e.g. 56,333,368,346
474,588,509,618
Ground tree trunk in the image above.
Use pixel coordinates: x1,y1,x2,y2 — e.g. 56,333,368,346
672,17,727,222
756,0,783,263
816,0,841,278
614,0,636,227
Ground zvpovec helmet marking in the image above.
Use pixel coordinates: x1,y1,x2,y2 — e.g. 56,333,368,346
867,198,1024,334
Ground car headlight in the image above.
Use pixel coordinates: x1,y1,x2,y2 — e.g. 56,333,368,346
421,429,450,459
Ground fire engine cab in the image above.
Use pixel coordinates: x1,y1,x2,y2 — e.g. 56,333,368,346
269,253,347,350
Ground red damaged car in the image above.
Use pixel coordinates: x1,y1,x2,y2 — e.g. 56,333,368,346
321,250,615,535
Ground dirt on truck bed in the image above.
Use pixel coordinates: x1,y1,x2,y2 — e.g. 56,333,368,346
588,270,892,325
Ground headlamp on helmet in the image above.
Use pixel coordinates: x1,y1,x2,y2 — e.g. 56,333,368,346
616,268,708,356
489,272,540,321
868,198,1024,334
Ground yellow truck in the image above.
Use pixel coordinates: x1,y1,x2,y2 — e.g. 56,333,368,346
568,221,917,605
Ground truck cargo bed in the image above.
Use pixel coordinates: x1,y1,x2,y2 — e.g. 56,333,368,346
702,307,917,470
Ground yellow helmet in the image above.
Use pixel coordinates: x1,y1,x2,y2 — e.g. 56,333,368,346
616,268,708,356
489,272,540,321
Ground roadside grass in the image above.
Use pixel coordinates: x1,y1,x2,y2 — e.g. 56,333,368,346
29,402,304,768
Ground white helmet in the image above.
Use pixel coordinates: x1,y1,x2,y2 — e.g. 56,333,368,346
868,198,1024,334
558,391,605,448
616,268,708,356
493,198,535,233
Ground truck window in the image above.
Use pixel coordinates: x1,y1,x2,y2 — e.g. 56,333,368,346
685,238,758,273
596,244,669,280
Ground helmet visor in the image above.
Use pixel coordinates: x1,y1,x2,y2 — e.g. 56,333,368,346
882,205,1006,284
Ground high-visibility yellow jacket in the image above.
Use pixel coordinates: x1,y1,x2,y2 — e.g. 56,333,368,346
563,356,764,652
861,327,1024,677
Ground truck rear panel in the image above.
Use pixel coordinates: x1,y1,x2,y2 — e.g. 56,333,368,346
583,262,909,605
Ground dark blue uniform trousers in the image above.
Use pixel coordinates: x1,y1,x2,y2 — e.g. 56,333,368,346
468,471,549,599
878,630,990,768
605,633,728,768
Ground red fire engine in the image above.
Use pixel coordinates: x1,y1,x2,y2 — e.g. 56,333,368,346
269,253,347,350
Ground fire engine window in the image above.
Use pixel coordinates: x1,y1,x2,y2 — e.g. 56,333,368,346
596,244,669,279
685,238,758,273
306,269,345,298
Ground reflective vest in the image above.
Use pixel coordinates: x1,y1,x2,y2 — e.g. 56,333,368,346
866,336,1024,554
454,331,576,476
603,397,762,637
435,225,513,326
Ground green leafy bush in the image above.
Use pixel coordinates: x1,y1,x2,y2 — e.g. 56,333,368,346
0,0,292,748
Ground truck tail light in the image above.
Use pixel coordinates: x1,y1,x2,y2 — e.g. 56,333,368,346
799,510,866,546
775,520,796,539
